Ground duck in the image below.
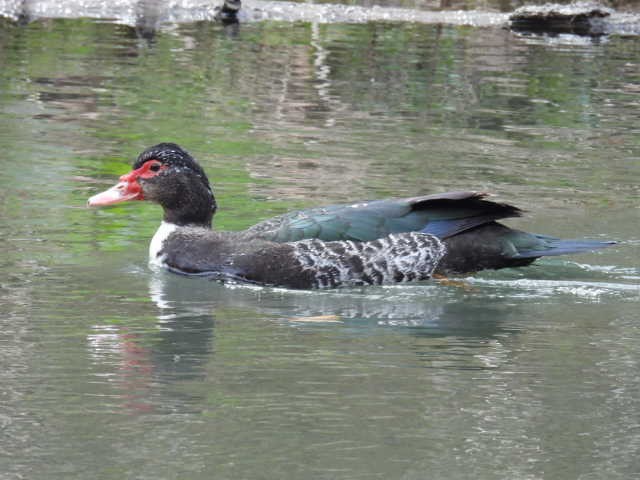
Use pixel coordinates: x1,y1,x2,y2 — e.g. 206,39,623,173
87,143,614,289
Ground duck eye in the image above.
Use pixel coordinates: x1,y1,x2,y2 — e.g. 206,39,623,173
149,162,161,172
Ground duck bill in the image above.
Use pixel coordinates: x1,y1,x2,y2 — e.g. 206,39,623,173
87,180,142,207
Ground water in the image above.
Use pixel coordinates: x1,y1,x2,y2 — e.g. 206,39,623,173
1,4,639,479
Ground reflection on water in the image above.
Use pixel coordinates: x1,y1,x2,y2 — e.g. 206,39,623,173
0,12,639,480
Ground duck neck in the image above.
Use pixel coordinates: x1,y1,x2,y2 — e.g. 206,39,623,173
162,188,217,229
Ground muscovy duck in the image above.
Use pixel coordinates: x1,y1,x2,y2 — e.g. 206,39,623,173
87,143,614,289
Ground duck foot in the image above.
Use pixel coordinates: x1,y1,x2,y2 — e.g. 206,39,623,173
432,273,476,291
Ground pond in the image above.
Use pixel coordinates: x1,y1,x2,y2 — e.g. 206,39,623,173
0,3,639,479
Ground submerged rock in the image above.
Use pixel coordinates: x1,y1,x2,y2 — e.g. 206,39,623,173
509,2,613,36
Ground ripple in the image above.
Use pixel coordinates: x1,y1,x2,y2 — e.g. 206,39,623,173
465,277,639,302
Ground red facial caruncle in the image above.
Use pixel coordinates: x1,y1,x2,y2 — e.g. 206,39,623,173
87,160,167,207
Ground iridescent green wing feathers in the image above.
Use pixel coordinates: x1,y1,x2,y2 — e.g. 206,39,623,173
243,192,522,243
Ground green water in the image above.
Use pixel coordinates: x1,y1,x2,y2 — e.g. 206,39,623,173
1,17,639,480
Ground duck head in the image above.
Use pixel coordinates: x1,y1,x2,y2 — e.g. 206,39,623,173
88,143,217,227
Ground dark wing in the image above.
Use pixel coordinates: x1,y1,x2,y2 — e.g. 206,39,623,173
242,191,523,242
407,191,522,238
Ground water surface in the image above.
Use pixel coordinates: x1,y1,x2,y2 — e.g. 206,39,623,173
0,11,639,480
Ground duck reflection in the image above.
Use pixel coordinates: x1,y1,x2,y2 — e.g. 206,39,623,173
86,270,516,414
148,270,512,336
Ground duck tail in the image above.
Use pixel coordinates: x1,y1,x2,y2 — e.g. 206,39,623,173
514,234,616,259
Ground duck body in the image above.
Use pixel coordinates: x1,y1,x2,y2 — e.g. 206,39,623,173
151,224,445,289
241,192,611,275
88,143,614,289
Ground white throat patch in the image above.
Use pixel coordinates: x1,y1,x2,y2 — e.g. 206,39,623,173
149,221,178,266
